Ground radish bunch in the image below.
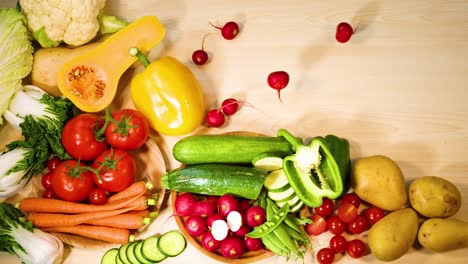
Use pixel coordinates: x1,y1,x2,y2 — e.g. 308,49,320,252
205,98,241,127
175,193,267,259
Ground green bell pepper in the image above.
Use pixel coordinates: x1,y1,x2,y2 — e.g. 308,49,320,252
324,134,351,197
277,129,344,208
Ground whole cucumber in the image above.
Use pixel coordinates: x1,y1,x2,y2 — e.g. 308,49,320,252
172,134,294,164
162,164,268,200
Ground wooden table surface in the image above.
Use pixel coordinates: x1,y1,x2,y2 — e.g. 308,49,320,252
1,0,467,263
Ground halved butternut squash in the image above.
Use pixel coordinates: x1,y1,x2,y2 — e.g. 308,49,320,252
57,16,166,112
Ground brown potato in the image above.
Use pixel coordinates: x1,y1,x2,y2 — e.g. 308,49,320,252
351,155,407,211
409,176,461,218
418,218,468,252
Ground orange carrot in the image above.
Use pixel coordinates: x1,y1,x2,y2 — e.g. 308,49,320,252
85,213,152,229
42,225,132,244
127,209,150,217
107,181,153,203
19,191,145,214
28,205,137,228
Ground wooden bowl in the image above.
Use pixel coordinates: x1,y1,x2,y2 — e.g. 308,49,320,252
170,130,274,263
171,191,274,263
4,133,167,249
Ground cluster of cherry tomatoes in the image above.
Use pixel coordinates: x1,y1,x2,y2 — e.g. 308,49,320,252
40,109,150,205
304,192,385,264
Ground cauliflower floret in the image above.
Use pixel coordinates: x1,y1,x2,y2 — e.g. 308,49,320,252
19,0,107,47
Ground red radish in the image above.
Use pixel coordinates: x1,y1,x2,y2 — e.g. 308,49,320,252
206,109,225,127
267,71,289,102
245,236,263,251
220,98,239,116
220,236,246,258
245,205,266,227
211,219,229,241
336,22,354,43
185,215,207,237
209,21,240,40
201,231,221,252
226,211,244,232
237,199,251,212
175,193,197,216
192,34,210,65
206,195,219,204
234,225,251,237
193,200,217,218
207,213,224,228
218,194,239,217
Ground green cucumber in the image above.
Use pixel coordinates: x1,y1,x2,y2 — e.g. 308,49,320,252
101,248,118,264
133,241,153,264
162,164,268,200
117,243,131,264
173,134,293,164
268,187,295,202
157,230,187,257
252,152,284,171
141,236,167,262
125,242,139,264
290,199,304,213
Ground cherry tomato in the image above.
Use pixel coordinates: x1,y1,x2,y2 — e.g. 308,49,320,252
314,197,335,217
105,109,150,150
62,114,107,160
305,214,327,236
348,215,369,234
52,160,95,202
41,172,54,190
46,156,61,172
347,239,367,258
327,215,345,235
337,202,358,223
88,188,108,205
341,192,361,208
92,149,136,193
364,206,385,225
42,189,57,199
329,235,348,253
316,248,335,264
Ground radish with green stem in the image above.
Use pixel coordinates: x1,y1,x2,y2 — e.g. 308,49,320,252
267,71,289,102
209,21,239,40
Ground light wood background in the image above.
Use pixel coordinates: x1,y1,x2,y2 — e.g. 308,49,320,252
1,0,467,263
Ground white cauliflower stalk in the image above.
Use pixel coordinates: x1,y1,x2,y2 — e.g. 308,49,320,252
19,0,127,47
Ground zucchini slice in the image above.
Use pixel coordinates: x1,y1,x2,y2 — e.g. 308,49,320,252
267,186,295,202
157,230,187,257
264,169,290,192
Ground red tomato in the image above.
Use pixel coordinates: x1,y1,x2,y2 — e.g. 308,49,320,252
305,214,327,236
314,197,335,217
91,149,136,192
347,215,369,234
41,172,54,190
337,202,358,223
62,114,107,160
316,248,335,264
52,160,95,202
346,239,367,258
327,215,345,235
46,156,61,172
364,206,385,225
329,235,348,253
88,188,108,205
341,192,361,208
105,109,150,150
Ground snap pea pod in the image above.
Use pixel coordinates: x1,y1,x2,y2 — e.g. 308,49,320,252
268,198,304,234
283,223,309,244
246,203,290,238
261,232,290,258
272,223,301,257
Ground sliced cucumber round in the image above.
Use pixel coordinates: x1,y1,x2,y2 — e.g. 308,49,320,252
290,199,305,213
117,243,131,264
142,236,167,262
267,186,295,202
264,169,289,192
101,248,118,264
133,241,153,264
157,230,187,257
252,152,284,171
277,194,300,208
125,242,139,264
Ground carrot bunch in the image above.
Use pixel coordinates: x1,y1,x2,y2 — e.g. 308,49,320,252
19,181,158,244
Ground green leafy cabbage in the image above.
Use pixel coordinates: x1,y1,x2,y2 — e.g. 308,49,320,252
0,8,34,125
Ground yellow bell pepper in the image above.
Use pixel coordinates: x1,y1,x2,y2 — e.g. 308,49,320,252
129,47,205,136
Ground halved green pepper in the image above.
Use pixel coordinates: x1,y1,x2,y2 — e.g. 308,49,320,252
324,134,351,197
277,129,343,208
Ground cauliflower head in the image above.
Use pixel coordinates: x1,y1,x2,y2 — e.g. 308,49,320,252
19,0,107,47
